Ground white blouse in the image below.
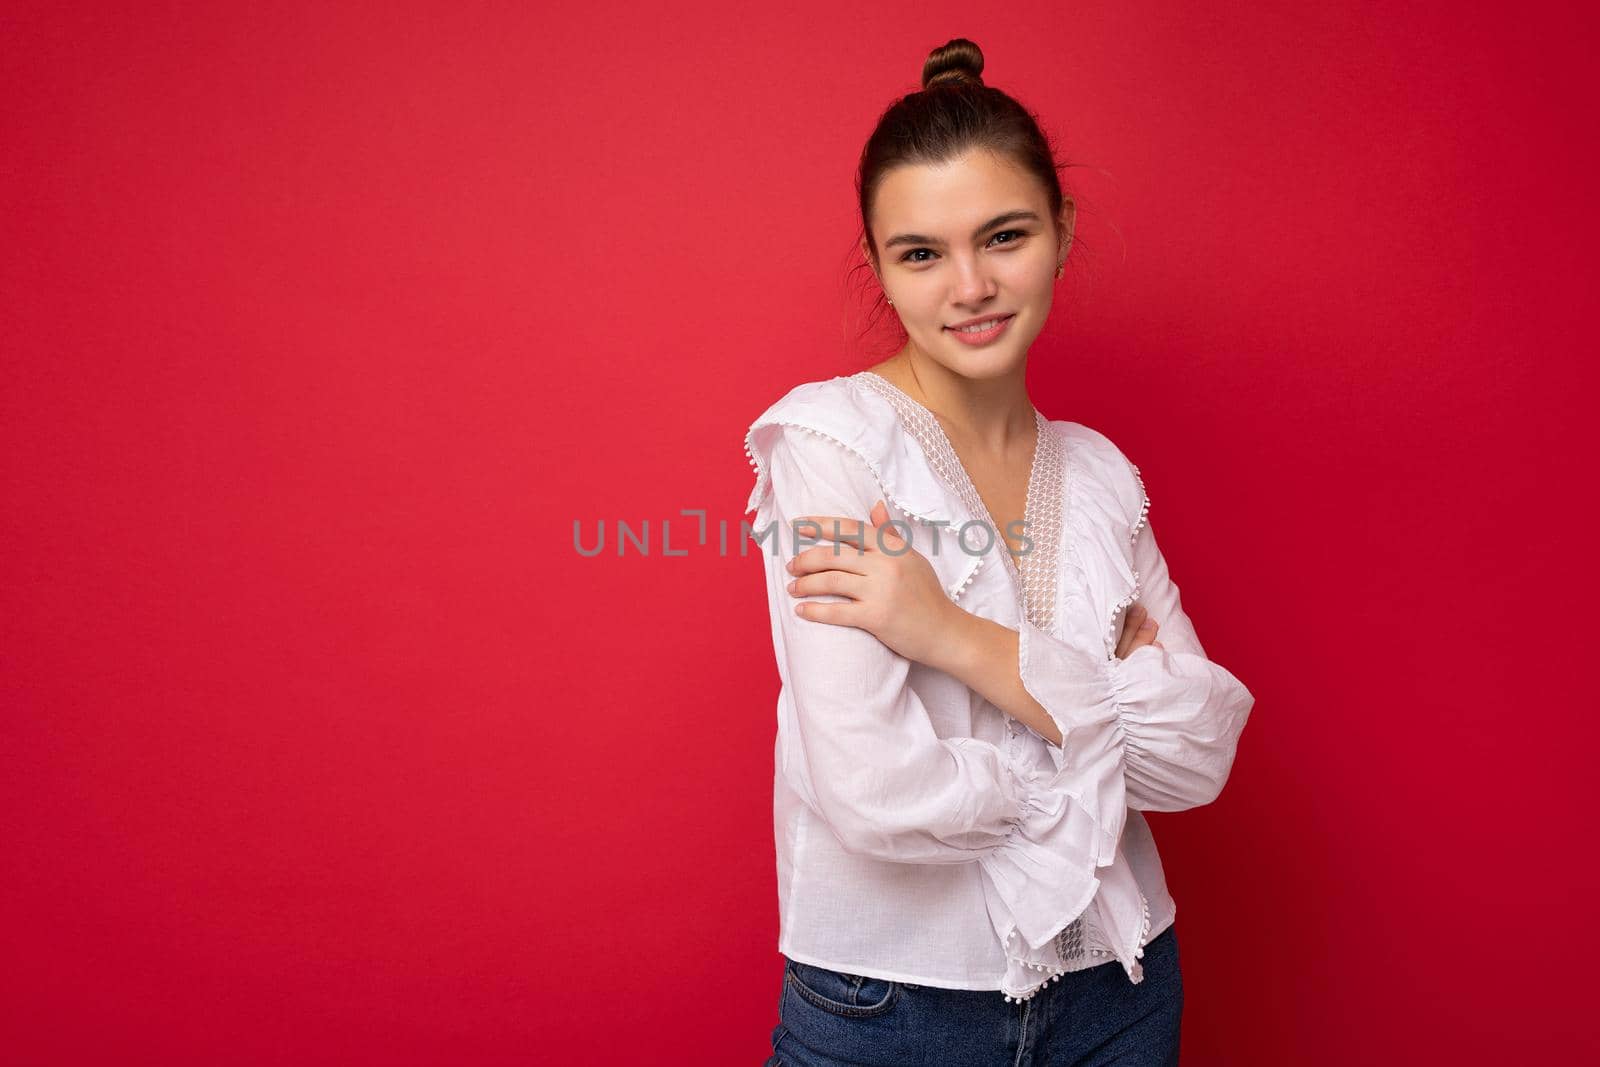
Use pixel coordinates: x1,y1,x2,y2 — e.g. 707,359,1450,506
742,371,1256,1004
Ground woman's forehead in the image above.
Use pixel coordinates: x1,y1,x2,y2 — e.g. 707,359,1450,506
873,152,1046,227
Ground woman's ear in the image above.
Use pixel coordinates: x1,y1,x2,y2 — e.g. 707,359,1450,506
859,234,879,285
1058,199,1076,260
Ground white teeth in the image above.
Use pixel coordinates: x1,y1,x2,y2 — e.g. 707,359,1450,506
953,316,1008,333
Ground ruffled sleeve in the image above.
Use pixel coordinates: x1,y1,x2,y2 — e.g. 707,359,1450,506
1106,516,1256,810
1016,621,1128,864
747,420,1112,993
1018,434,1255,823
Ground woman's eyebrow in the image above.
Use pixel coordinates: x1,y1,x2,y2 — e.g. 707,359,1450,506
883,209,1041,250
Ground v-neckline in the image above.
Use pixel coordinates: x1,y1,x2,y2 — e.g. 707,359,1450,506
855,370,1045,589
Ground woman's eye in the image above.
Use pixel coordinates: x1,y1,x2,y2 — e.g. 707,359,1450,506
897,230,1030,264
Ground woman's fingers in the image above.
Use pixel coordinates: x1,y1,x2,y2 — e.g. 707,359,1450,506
867,500,910,548
786,569,866,602
792,514,878,549
788,570,871,624
1116,604,1162,659
1133,615,1160,654
787,515,882,579
783,501,945,654
787,553,870,581
1115,604,1145,659
788,506,919,578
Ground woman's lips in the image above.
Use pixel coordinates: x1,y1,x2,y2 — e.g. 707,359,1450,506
944,314,1015,346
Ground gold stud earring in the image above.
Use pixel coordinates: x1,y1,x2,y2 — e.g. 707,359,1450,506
1055,263,1064,279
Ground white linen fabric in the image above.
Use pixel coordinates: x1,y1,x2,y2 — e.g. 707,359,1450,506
742,371,1255,1003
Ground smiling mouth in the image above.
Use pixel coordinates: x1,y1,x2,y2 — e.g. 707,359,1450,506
945,314,1015,333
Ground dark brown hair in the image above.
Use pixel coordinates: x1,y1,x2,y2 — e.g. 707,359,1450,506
851,38,1079,338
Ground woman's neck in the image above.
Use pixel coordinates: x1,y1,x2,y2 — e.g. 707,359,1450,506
867,348,1035,458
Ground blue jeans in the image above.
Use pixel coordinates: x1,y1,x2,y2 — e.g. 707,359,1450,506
765,924,1182,1066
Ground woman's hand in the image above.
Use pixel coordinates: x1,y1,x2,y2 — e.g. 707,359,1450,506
785,499,958,667
1115,602,1164,659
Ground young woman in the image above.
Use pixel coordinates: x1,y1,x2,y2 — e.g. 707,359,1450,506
743,39,1256,1066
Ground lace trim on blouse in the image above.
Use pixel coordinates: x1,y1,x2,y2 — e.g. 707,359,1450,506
854,370,1062,623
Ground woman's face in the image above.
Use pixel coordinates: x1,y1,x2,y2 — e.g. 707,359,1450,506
863,149,1072,380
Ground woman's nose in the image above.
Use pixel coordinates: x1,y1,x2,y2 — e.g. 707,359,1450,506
949,258,998,304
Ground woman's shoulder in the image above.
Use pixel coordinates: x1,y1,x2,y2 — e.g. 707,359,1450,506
745,373,869,432
1045,417,1151,541
1049,417,1129,466
741,373,949,521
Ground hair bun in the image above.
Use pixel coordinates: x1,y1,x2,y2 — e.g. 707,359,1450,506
921,38,985,90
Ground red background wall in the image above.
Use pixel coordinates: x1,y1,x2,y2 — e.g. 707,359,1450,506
4,2,1594,1062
